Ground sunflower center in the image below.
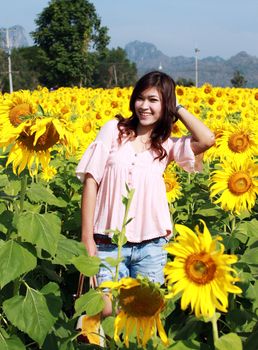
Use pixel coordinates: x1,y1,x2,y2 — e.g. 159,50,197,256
172,123,180,133
228,172,252,195
9,103,33,127
19,123,59,151
83,121,92,133
185,252,216,284
165,179,176,192
119,286,164,317
228,133,250,153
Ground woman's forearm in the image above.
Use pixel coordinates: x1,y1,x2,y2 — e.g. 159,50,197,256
177,107,215,155
81,173,98,255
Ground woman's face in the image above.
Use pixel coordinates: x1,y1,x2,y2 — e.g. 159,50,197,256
134,87,163,129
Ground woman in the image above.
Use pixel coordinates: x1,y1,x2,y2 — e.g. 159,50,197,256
76,71,215,313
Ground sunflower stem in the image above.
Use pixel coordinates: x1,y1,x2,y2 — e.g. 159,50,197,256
19,174,27,213
187,172,191,184
169,202,175,221
13,278,21,296
211,313,219,345
115,186,135,282
230,215,236,232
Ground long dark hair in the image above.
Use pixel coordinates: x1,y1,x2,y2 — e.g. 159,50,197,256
116,71,178,161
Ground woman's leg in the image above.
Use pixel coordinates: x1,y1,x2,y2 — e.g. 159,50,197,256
129,237,168,284
96,242,130,317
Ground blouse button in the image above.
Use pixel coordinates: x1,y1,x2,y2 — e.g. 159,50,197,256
135,153,138,157
131,162,135,166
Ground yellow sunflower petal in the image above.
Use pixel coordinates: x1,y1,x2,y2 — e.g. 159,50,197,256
164,220,242,318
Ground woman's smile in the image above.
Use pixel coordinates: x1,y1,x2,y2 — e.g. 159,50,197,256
135,87,163,128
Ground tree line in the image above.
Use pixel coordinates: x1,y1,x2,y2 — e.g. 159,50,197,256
0,0,248,92
0,0,138,92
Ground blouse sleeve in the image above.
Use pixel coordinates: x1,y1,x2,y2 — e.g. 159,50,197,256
75,119,117,184
167,136,203,173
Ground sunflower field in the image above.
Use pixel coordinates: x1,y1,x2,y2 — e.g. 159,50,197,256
0,84,258,350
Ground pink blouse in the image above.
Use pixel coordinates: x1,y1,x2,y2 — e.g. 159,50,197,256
76,119,201,242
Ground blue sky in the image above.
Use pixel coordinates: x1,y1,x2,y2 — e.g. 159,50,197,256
1,0,257,59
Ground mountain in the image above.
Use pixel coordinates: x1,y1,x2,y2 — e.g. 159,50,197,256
125,41,258,87
0,25,29,50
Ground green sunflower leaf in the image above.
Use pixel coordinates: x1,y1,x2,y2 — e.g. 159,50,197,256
215,333,242,350
27,183,66,207
105,256,124,267
74,288,104,316
238,219,258,234
168,339,201,349
3,285,57,347
17,211,61,256
51,235,87,266
0,240,36,288
0,209,14,234
0,328,26,350
240,247,258,265
3,180,21,197
101,316,115,338
195,207,221,217
70,255,101,276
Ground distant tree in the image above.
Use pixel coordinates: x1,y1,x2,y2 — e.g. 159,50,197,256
31,0,110,88
0,47,43,92
0,49,9,92
176,77,195,87
11,47,42,91
230,70,247,88
92,47,138,88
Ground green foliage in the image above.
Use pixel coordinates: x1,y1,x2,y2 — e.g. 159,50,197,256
231,70,247,88
71,255,101,277
0,47,42,92
74,289,104,317
3,283,59,346
0,156,88,348
0,49,9,92
92,47,138,88
0,241,36,288
0,1,138,91
17,211,61,256
10,47,42,91
0,142,258,348
215,333,243,350
0,329,26,350
31,0,110,87
176,77,195,87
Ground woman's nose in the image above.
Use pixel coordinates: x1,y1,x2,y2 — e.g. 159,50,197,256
140,99,149,109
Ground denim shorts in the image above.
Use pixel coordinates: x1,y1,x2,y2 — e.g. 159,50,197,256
95,236,168,286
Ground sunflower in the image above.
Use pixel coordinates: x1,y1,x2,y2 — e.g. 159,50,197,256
215,120,258,162
164,165,182,203
78,313,104,346
209,159,258,214
0,90,36,128
171,120,187,138
203,120,230,162
202,83,213,94
99,277,168,348
6,117,76,176
164,220,241,318
0,91,37,147
40,165,57,182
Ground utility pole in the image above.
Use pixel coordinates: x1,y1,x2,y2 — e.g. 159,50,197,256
194,47,200,88
113,64,118,86
1,27,14,93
